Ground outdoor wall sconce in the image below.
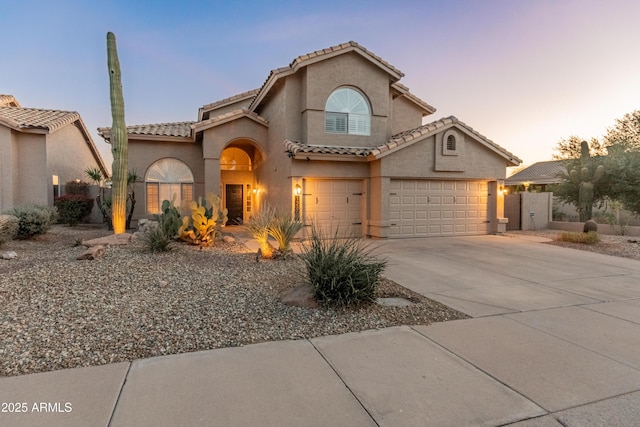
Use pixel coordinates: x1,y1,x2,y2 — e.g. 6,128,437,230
294,184,302,221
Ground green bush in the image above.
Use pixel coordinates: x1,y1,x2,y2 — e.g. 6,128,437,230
142,223,173,252
55,194,94,226
64,180,91,196
556,231,600,244
142,199,182,252
299,226,386,306
268,211,303,257
5,204,57,239
0,215,19,246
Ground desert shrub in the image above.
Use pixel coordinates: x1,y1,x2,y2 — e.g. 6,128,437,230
245,205,276,258
143,199,182,252
0,215,19,246
299,226,386,307
5,204,57,239
64,180,91,196
55,194,94,226
142,223,173,252
268,211,303,257
556,231,600,245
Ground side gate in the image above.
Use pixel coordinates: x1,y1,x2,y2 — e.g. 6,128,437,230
504,193,522,230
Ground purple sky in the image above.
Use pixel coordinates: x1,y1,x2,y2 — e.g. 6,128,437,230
3,0,639,171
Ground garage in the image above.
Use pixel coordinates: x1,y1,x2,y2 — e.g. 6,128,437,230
389,179,489,238
302,179,363,237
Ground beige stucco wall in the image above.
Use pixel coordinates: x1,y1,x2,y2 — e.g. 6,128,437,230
47,124,103,204
380,129,508,180
390,95,423,136
14,132,48,207
0,126,15,212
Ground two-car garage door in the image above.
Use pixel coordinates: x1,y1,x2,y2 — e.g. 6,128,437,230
389,180,489,238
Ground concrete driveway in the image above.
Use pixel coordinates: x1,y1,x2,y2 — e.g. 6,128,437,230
378,234,640,317
3,234,640,426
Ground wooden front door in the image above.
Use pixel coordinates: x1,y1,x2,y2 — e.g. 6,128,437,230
225,184,244,225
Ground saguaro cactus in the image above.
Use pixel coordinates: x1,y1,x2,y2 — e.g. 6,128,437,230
107,32,128,234
569,140,604,222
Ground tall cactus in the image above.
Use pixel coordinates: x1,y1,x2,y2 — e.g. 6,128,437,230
107,32,128,234
569,140,604,222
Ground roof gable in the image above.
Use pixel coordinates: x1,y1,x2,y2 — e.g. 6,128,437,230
0,106,108,176
249,41,405,111
0,106,80,133
198,89,259,121
284,116,521,166
193,108,268,133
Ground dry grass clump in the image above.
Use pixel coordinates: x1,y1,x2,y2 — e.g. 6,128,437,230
555,231,600,244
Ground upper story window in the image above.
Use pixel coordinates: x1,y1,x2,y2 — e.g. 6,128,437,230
325,87,371,136
145,158,194,214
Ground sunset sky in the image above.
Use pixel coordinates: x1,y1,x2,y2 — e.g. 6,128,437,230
3,0,639,171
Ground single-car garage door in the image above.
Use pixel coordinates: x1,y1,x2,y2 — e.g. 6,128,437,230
389,180,489,238
303,179,363,237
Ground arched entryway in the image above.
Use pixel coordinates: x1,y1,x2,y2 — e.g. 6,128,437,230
220,139,265,224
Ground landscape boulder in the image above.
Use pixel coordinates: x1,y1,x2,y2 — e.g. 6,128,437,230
77,245,105,260
82,233,132,247
1,251,17,260
279,283,319,308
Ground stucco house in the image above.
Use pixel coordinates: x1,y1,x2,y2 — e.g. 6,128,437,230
0,95,109,213
99,41,521,238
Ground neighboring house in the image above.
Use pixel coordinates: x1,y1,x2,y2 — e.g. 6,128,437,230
0,95,109,213
98,41,521,238
505,160,566,193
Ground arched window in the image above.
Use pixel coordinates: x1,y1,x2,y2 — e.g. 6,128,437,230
220,147,252,171
145,158,194,214
325,87,371,135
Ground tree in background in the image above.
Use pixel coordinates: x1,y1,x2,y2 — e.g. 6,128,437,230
107,32,128,234
552,136,606,160
604,110,640,153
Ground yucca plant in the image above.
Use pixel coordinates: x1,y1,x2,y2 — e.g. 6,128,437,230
268,210,303,257
245,205,276,258
299,225,386,306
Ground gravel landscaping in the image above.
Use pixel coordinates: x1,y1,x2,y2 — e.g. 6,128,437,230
1,225,467,377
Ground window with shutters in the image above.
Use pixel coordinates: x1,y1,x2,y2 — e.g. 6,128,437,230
325,87,371,135
145,158,194,214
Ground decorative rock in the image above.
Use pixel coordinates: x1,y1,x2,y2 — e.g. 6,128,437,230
1,250,17,260
279,283,319,308
77,245,105,260
223,235,235,243
82,233,132,247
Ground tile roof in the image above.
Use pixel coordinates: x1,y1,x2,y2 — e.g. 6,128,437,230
284,116,521,166
506,160,566,185
284,140,372,157
0,105,109,176
98,121,195,141
199,89,259,119
0,106,80,132
193,108,268,132
0,94,21,107
250,41,405,110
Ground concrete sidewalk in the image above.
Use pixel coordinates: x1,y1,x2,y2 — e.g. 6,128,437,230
2,233,640,426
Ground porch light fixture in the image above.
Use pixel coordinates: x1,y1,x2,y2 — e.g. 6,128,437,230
294,184,302,221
